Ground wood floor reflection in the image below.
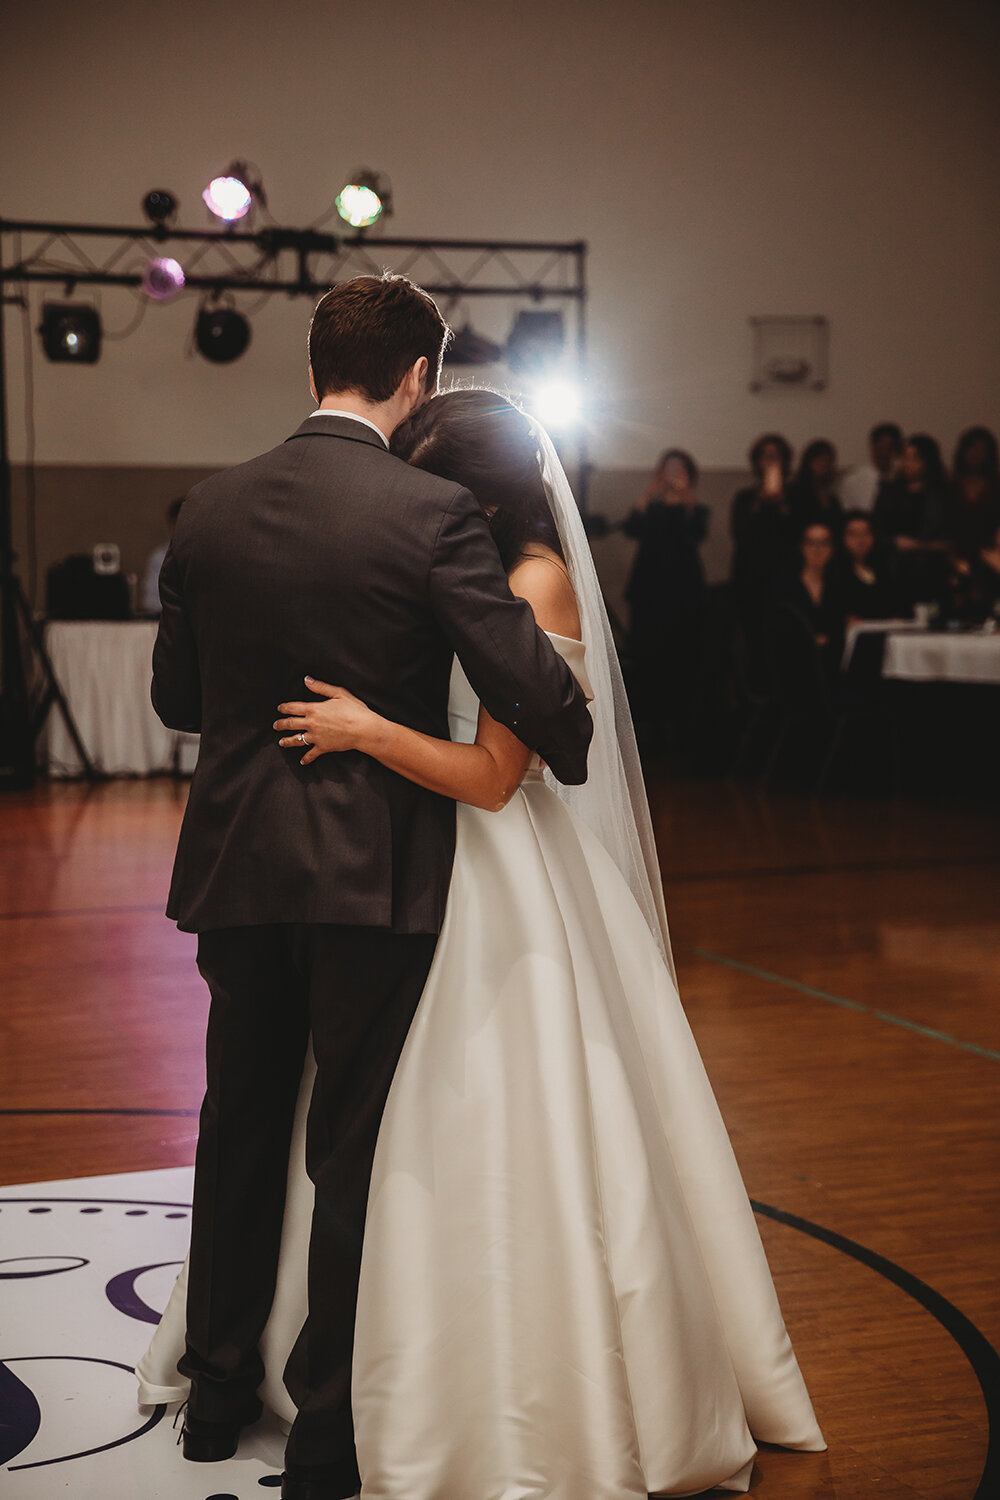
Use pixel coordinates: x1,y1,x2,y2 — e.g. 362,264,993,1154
2,774,997,1498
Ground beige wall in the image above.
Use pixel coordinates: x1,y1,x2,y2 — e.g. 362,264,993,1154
8,461,747,617
2,0,998,565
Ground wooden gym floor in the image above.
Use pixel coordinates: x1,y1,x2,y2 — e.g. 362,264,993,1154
1,774,998,1499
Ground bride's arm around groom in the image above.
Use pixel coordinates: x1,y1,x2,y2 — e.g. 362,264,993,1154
145,273,594,1500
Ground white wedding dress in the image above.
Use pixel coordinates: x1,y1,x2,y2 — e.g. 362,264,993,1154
139,634,823,1497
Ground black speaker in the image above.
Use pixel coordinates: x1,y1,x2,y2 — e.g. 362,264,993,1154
46,555,130,621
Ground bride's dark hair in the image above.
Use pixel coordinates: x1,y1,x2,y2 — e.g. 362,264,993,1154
390,389,565,573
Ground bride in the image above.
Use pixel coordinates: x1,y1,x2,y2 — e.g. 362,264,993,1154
139,390,824,1497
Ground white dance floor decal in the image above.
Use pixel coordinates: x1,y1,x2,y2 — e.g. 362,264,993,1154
0,1166,288,1498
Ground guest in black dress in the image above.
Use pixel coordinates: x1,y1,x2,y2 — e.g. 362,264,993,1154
730,431,796,621
789,439,844,535
774,521,846,681
945,426,1000,565
624,447,709,749
949,519,1000,623
872,433,949,610
837,511,895,621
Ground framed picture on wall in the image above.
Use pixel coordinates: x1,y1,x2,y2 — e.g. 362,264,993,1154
749,316,829,392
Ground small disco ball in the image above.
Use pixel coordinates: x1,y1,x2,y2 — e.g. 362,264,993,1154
142,257,186,302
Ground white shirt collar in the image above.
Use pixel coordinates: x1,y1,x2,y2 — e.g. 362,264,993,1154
308,409,389,448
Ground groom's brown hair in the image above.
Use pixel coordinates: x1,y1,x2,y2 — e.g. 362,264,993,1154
309,273,451,404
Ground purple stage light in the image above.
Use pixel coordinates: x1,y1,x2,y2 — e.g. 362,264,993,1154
141,257,186,302
202,175,252,221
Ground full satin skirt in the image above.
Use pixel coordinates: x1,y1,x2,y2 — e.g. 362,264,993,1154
138,780,823,1497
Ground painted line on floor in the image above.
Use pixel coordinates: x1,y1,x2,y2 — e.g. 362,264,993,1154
670,852,1000,884
0,903,167,922
753,1199,1000,1500
0,1108,199,1118
693,948,1000,1063
3,1358,166,1470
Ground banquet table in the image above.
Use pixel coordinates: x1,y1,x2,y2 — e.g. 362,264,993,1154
882,628,1000,685
41,620,199,778
840,618,923,672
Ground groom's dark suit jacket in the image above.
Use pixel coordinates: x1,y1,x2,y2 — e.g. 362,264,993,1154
152,414,592,934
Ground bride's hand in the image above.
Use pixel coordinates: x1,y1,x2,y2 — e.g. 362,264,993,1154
274,677,379,765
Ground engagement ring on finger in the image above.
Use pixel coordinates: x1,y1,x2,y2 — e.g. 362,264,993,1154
298,732,308,745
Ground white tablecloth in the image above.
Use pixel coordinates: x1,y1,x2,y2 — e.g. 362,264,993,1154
42,620,200,777
882,628,1000,684
841,618,923,671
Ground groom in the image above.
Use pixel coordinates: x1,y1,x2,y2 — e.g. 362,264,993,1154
151,273,592,1500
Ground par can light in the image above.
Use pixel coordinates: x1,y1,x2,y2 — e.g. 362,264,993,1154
39,304,102,364
142,189,178,224
335,169,391,230
506,310,566,374
195,306,251,363
336,183,382,229
202,174,253,222
445,324,505,366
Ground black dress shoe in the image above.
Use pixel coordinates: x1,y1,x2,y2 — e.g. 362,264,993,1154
281,1458,361,1500
180,1401,262,1462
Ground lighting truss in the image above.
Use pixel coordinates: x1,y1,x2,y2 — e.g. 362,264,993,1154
0,218,587,314
0,216,589,787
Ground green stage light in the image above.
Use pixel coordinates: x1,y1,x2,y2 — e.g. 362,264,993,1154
336,170,392,230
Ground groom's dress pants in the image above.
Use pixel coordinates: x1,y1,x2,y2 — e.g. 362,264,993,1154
179,922,438,1472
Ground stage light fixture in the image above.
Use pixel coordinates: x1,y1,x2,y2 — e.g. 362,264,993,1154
141,257,186,302
445,324,505,366
202,170,253,222
39,304,102,364
335,169,391,229
142,189,177,224
528,377,583,432
505,309,566,374
195,305,252,363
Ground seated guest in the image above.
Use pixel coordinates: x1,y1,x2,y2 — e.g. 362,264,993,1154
789,439,844,533
775,521,845,678
841,422,903,512
837,510,896,621
945,426,1000,563
141,497,184,614
730,432,796,616
624,447,709,748
872,433,949,609
949,520,1000,623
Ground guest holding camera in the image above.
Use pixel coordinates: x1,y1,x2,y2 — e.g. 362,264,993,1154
624,448,709,749
730,433,797,614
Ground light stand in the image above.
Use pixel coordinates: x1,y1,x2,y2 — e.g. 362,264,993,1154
0,242,94,786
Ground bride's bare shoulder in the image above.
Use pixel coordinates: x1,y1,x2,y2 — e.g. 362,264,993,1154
509,546,581,639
